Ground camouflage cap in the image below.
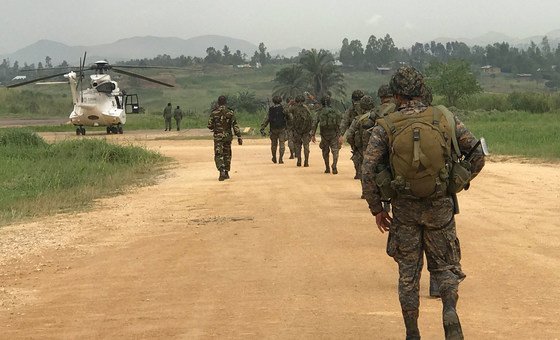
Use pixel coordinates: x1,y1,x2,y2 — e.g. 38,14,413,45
377,84,392,98
360,95,375,111
351,89,365,101
389,66,425,98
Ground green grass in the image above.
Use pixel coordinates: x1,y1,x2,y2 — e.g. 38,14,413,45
0,129,168,226
463,111,560,160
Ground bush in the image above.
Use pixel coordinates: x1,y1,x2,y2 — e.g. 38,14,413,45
508,92,551,113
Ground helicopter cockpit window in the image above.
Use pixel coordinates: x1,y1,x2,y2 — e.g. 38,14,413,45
95,81,116,94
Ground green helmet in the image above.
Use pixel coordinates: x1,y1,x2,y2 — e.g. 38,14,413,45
351,89,365,101
295,94,306,103
377,84,392,98
389,66,425,98
360,95,375,111
272,95,282,104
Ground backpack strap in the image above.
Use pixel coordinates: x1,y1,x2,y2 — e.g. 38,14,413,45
435,105,461,158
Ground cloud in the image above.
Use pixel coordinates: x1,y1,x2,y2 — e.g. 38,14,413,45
404,21,415,30
366,14,382,25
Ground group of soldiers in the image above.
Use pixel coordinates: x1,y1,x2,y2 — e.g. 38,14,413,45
207,66,485,340
162,102,184,131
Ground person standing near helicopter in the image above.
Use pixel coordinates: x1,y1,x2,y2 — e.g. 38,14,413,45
174,105,184,131
163,102,173,131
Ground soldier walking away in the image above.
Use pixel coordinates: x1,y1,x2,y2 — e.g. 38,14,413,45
261,96,288,164
207,95,243,181
312,95,342,174
376,84,397,118
361,66,485,340
339,90,365,179
345,95,376,196
173,105,184,131
286,94,314,167
284,97,296,159
163,102,173,131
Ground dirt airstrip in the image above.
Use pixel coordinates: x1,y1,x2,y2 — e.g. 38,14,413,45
0,130,559,339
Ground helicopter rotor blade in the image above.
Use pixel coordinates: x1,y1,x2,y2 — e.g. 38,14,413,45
80,52,87,102
113,65,183,70
7,71,71,88
112,68,174,87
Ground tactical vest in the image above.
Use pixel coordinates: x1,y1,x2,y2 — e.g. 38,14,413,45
269,105,287,129
319,107,341,129
376,106,456,199
291,104,313,134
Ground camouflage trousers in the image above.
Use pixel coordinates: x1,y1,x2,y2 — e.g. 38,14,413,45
287,129,295,155
213,139,233,171
269,128,288,157
164,117,172,130
319,135,340,165
351,146,363,177
293,132,311,160
387,196,464,312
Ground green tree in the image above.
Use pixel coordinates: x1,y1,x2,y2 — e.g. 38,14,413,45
273,64,307,98
426,60,482,106
299,49,345,98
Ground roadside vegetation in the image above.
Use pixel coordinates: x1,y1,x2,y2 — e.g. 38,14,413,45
0,129,167,226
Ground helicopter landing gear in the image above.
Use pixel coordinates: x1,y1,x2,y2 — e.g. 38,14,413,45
76,126,86,135
106,125,123,134
117,125,123,134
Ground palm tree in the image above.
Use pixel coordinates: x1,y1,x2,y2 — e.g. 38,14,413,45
299,49,346,99
272,64,308,98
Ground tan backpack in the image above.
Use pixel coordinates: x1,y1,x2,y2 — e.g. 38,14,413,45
376,105,460,199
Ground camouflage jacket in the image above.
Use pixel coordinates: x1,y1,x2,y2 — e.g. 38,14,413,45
361,101,486,215
207,105,241,141
345,110,378,151
339,102,362,136
286,103,314,136
312,106,341,139
173,108,183,120
163,105,173,118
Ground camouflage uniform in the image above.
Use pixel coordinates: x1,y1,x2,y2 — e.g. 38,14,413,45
163,103,173,131
261,102,288,164
287,97,314,167
340,90,364,179
173,106,183,131
284,100,296,159
207,104,242,177
312,99,342,174
361,66,485,339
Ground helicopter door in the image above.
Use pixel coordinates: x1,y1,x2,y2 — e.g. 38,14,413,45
125,94,140,114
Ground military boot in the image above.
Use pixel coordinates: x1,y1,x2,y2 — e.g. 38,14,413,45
289,151,295,159
332,153,339,174
218,169,227,181
430,275,440,298
442,292,463,340
304,152,309,167
272,150,277,163
323,154,330,173
224,170,230,179
296,156,302,167
279,150,284,164
402,309,420,340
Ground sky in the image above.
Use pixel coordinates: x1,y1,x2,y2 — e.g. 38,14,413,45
2,0,560,54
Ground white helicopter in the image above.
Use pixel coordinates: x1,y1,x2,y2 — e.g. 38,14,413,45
8,53,174,135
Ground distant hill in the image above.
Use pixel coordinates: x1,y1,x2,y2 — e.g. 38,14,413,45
0,35,259,66
432,30,560,49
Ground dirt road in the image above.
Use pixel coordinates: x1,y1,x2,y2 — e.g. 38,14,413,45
0,131,559,339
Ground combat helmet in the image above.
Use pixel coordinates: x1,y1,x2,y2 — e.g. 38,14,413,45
360,95,375,111
351,89,365,102
320,95,331,106
389,66,425,98
377,84,392,99
272,95,282,104
295,94,306,103
421,84,433,105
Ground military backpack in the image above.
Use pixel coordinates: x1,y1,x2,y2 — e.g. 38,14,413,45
375,105,467,199
269,105,287,129
319,107,341,129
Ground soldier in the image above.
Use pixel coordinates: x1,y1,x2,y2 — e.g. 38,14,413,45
173,105,184,131
284,97,296,159
311,95,342,174
286,94,314,167
345,95,376,196
339,89,365,179
163,102,173,131
362,66,485,340
207,95,243,181
260,95,288,164
377,84,397,117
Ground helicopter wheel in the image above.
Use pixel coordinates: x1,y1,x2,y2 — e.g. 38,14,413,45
118,125,123,134
106,127,111,134
80,127,86,135
76,128,81,136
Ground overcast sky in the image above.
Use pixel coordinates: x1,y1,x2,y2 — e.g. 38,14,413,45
2,0,560,54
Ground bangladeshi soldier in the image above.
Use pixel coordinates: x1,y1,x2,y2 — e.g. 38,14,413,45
311,95,342,174
377,84,397,118
173,105,184,131
261,95,288,164
163,102,173,131
286,94,314,167
207,95,243,181
339,89,364,179
361,66,485,340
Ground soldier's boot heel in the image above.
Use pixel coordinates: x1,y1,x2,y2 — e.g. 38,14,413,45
224,171,230,179
218,169,227,181
304,153,309,167
443,307,463,340
296,157,302,167
332,154,339,174
289,152,295,159
324,155,330,173
402,310,420,340
279,151,284,164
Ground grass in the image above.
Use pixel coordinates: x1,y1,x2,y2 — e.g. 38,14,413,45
463,111,560,160
0,129,168,226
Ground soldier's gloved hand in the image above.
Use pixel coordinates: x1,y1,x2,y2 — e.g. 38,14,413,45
260,129,266,137
238,137,243,145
